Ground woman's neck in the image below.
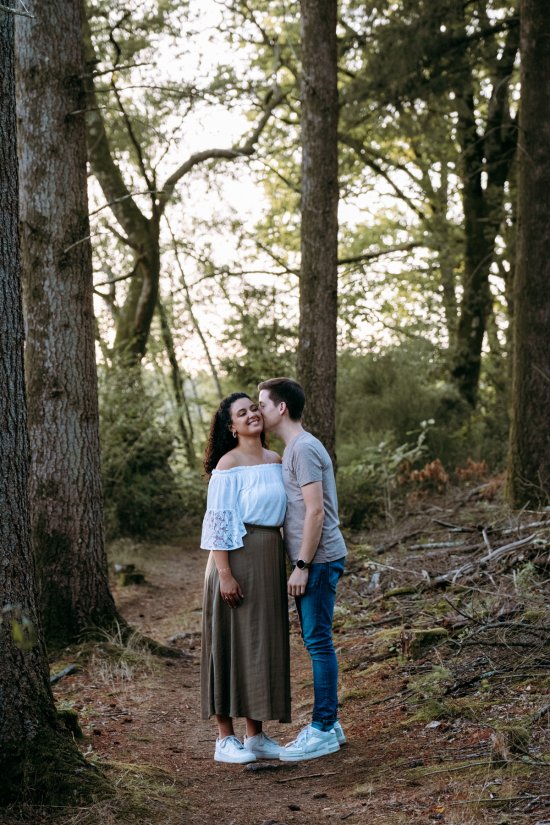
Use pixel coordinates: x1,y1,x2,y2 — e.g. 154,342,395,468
235,435,265,461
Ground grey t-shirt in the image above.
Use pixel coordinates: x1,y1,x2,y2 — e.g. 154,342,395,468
282,431,347,564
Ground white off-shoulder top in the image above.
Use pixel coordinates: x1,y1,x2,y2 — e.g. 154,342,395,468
200,463,287,551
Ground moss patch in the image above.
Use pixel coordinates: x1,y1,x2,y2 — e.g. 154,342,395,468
0,725,111,806
372,626,449,658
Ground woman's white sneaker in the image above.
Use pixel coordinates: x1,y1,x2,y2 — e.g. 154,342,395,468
214,735,257,764
332,721,347,745
279,725,340,761
243,732,284,759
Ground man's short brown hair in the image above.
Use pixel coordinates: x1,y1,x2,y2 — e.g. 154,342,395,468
258,377,305,421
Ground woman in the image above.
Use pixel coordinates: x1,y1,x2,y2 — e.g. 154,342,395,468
200,392,291,764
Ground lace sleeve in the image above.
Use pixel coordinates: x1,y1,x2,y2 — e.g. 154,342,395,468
200,509,246,551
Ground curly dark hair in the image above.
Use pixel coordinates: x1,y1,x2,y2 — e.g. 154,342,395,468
203,392,266,475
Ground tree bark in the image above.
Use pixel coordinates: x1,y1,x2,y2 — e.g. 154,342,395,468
16,0,120,647
507,0,550,507
297,0,339,459
0,4,107,802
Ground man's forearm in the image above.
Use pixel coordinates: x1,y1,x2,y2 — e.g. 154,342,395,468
298,507,324,563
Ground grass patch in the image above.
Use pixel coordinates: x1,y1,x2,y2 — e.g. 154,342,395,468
340,687,370,704
52,759,188,825
88,623,158,686
351,782,374,798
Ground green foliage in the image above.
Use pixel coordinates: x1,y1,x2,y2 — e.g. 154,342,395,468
219,285,297,394
336,347,510,476
336,346,443,460
177,469,208,526
99,368,184,539
0,605,37,652
337,425,430,527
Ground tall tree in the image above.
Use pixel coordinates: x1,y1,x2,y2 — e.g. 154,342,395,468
16,0,120,647
83,7,284,368
507,0,550,507
449,0,518,408
0,3,106,802
340,0,518,408
297,0,339,457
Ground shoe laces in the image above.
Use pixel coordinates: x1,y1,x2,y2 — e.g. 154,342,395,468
292,726,315,747
257,732,278,746
221,735,243,750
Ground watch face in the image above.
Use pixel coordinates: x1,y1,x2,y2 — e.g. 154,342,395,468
297,559,307,569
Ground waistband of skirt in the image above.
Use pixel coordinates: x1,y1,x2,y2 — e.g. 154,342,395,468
244,523,282,533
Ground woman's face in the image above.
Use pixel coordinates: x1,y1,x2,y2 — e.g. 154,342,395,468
229,397,263,439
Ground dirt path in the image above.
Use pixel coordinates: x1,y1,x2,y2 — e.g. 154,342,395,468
49,514,549,825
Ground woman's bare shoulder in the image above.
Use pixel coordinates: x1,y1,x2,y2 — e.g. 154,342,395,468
215,450,241,470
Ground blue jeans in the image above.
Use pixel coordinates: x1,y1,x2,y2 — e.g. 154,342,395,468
295,557,345,732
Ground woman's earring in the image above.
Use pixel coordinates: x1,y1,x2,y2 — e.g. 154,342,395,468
232,431,237,439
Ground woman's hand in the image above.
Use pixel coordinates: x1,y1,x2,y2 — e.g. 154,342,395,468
219,571,244,608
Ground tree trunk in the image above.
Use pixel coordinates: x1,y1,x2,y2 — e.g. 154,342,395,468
507,0,550,507
157,298,197,469
0,4,107,802
16,0,120,648
450,3,518,408
297,0,339,459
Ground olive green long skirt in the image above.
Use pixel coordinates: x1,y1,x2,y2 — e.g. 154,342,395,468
200,525,291,722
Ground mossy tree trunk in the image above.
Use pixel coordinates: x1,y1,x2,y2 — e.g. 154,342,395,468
297,0,339,459
507,0,550,507
0,5,107,803
16,0,120,648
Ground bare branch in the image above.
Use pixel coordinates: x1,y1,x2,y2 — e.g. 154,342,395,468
339,133,427,221
110,77,154,196
256,240,299,277
157,88,286,215
94,271,137,288
83,17,149,240
165,217,223,399
338,241,421,266
0,1,34,18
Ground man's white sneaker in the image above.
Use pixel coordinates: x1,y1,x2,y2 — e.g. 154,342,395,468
279,725,340,762
332,721,347,745
214,735,257,764
243,732,284,759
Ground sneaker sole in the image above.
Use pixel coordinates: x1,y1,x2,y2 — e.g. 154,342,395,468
245,751,283,760
214,754,257,764
279,742,340,762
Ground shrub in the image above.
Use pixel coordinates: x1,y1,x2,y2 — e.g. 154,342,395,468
337,426,429,528
99,368,184,539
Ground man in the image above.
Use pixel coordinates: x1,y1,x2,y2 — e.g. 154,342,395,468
258,377,347,762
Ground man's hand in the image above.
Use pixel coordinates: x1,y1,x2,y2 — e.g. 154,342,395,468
288,566,309,597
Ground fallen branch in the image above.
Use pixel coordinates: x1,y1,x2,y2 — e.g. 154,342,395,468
418,760,493,775
531,703,550,723
450,792,550,806
276,771,337,784
408,541,466,550
432,519,477,532
50,663,80,684
430,533,539,586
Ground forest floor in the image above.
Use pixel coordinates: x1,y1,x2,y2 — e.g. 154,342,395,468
4,483,550,825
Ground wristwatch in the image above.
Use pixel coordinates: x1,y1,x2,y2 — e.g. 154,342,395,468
296,559,311,570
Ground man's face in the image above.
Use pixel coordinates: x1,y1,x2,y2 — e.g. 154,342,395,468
258,389,281,431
